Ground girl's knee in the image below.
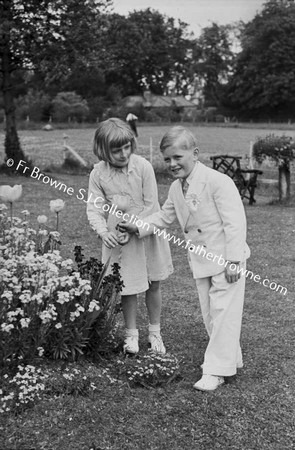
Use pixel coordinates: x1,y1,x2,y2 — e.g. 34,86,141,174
148,281,160,293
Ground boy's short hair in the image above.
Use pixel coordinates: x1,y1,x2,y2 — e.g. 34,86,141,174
159,126,198,152
93,117,136,162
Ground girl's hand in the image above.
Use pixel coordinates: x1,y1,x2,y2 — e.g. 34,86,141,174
117,221,138,234
225,262,241,283
101,231,119,249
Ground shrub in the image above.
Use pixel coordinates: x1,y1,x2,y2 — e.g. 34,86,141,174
253,134,295,201
204,106,218,122
52,92,89,123
0,363,45,414
253,134,295,165
117,353,182,388
215,114,225,123
15,89,51,122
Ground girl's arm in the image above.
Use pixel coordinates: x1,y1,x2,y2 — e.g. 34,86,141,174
86,170,118,248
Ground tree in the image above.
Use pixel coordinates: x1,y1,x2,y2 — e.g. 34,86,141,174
52,92,89,123
16,89,51,122
0,0,111,171
192,23,235,107
226,0,295,119
101,9,192,96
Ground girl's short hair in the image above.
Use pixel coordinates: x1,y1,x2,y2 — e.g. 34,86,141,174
159,126,198,152
93,118,136,162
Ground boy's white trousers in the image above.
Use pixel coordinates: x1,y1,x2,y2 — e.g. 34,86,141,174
195,265,246,377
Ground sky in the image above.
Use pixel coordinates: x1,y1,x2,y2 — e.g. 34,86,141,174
111,0,266,35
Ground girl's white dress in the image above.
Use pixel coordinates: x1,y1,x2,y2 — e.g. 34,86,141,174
87,154,173,295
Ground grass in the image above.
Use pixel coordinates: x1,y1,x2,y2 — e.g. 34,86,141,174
0,124,295,449
1,122,295,181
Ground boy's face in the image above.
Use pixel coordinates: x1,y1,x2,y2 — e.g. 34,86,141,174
110,142,132,167
162,145,198,179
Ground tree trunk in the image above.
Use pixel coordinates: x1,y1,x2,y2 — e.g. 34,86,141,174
1,0,27,172
278,162,291,202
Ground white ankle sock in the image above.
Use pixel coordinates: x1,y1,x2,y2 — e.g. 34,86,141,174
148,323,161,335
125,328,138,338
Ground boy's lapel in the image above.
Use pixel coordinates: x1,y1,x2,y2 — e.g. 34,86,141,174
185,162,207,211
174,163,208,229
176,180,190,225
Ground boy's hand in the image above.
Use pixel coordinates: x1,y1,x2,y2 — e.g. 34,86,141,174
117,221,139,234
117,231,130,246
225,262,241,283
100,231,119,249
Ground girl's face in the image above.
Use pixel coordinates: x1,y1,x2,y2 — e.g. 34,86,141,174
162,145,198,179
109,142,132,167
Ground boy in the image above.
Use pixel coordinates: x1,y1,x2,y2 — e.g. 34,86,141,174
119,126,250,391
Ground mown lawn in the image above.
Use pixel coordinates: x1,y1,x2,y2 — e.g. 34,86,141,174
1,122,295,181
0,124,295,449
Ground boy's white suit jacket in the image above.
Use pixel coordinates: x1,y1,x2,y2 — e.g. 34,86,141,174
138,162,250,278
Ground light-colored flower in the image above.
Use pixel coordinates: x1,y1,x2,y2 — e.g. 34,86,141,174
38,229,48,236
0,185,22,203
49,231,61,242
20,318,31,328
37,215,48,224
37,347,44,356
49,199,65,213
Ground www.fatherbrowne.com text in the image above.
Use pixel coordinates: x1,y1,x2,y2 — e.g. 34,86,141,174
13,159,287,296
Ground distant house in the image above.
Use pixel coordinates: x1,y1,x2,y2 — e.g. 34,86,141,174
122,90,197,111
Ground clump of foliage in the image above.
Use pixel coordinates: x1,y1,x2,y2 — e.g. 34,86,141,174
73,246,124,356
253,134,295,201
253,134,295,165
43,362,117,397
0,361,119,414
0,364,46,414
117,353,182,388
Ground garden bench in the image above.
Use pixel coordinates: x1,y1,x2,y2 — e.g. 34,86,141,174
210,155,263,205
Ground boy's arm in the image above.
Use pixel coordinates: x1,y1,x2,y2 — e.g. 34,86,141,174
139,192,177,237
138,160,160,218
213,175,247,262
120,187,177,237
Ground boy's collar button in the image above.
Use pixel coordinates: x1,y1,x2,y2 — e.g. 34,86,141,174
198,229,202,233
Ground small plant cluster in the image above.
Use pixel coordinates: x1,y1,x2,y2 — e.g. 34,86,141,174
0,361,119,414
253,134,295,166
43,362,118,397
0,363,45,414
73,246,124,356
118,353,181,388
0,189,123,371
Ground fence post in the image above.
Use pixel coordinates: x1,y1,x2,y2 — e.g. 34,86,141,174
248,141,254,169
149,137,153,164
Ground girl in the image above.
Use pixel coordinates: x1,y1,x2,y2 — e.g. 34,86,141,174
86,118,173,355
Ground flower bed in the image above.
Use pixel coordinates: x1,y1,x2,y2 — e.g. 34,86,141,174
0,186,123,371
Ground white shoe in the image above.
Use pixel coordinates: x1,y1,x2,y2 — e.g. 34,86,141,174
123,336,139,354
148,334,166,354
193,374,224,391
